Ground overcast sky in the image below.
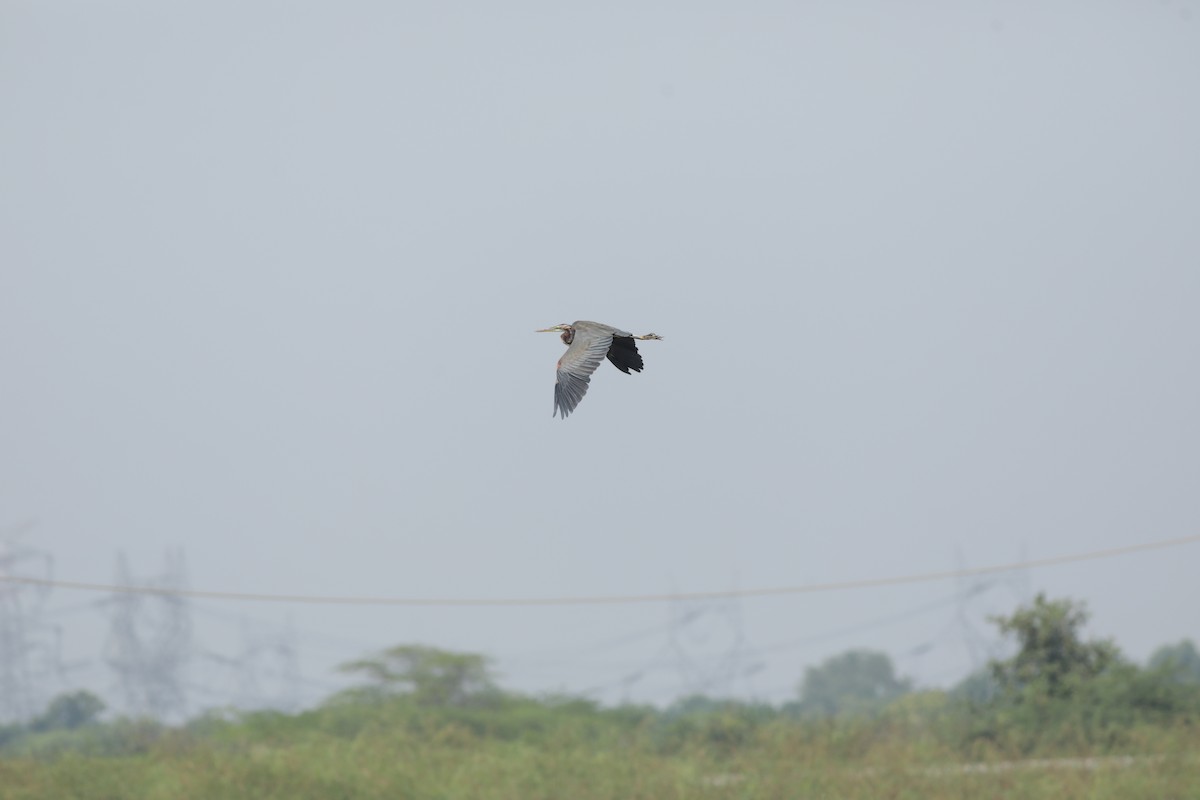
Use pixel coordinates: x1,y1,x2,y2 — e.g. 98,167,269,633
2,1,1198,715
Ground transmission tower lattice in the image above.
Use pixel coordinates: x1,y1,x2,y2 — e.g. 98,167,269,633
103,550,192,720
668,594,750,699
0,521,59,723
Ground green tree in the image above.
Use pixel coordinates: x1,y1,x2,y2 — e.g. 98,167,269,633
339,644,497,707
795,649,912,717
988,594,1119,701
28,690,105,733
1148,640,1200,685
952,667,1000,704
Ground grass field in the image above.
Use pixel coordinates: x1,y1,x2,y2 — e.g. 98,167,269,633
2,724,1197,800
5,622,1199,799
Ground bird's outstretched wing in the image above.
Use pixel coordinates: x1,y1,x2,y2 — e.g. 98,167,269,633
605,335,645,374
554,330,614,418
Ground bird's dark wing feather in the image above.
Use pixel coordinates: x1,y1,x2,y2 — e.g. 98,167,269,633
605,336,644,374
554,331,614,418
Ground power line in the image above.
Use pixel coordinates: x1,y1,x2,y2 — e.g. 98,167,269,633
0,534,1196,608
746,588,966,656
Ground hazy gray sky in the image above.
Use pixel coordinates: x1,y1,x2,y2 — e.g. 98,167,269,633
2,1,1198,713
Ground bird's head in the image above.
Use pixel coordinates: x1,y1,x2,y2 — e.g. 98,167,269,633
537,323,575,345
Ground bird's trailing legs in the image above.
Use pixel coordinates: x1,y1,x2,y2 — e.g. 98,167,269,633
635,333,663,340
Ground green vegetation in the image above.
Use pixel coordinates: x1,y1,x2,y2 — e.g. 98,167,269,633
790,648,914,717
2,595,1198,799
955,594,1200,754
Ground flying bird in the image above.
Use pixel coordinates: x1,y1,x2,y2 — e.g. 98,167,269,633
537,321,663,419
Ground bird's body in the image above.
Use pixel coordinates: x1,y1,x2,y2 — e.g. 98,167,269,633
537,321,662,418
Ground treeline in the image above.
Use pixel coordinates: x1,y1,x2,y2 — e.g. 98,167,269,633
3,594,1199,760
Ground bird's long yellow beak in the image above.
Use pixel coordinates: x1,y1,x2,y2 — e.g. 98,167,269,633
535,326,560,333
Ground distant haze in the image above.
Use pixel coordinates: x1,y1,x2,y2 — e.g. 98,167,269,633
1,2,1197,715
